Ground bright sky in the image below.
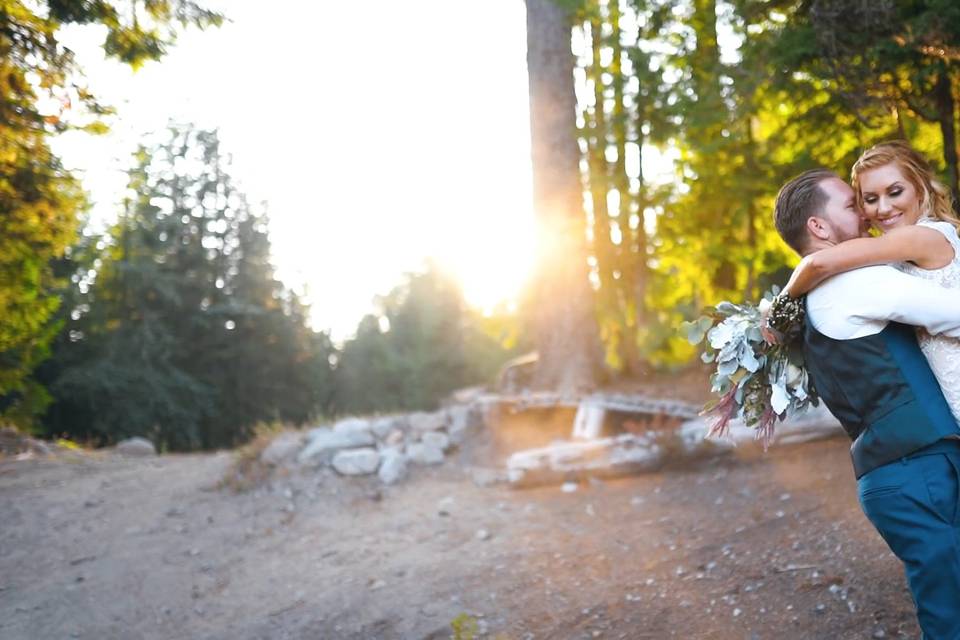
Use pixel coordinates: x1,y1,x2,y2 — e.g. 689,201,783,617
52,1,538,341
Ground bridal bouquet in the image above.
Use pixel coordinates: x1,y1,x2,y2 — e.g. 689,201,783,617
681,288,818,448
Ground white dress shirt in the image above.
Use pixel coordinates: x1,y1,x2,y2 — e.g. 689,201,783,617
806,265,960,340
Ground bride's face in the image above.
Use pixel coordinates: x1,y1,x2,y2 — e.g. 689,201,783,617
857,162,923,233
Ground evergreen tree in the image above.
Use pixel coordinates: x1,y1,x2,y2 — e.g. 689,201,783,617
0,0,221,428
751,0,960,198
41,125,332,450
333,265,528,415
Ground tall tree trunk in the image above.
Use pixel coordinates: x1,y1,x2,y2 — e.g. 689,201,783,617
525,0,603,393
586,11,623,371
587,14,612,295
609,0,644,376
743,117,760,300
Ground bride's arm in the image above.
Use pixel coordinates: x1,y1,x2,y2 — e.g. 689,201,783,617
782,225,954,298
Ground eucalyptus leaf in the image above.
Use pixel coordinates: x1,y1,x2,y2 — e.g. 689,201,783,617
681,320,706,345
738,341,760,372
708,320,737,349
715,301,740,315
717,358,739,377
770,382,790,415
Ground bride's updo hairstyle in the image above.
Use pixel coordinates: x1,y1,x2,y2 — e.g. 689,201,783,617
851,140,960,231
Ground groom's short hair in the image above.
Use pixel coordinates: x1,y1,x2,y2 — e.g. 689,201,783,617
774,169,837,255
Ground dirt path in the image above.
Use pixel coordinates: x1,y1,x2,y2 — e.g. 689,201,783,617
0,438,919,639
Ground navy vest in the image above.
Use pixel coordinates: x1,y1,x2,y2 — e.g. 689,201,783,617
803,319,959,478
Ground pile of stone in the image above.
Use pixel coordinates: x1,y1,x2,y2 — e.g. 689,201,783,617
259,404,483,486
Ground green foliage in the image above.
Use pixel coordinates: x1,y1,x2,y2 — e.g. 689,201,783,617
47,1,224,69
0,1,220,428
334,264,530,416
572,0,678,375
39,126,332,450
752,0,960,190
450,613,479,640
565,0,960,372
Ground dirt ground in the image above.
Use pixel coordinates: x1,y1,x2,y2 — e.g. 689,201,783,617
0,434,921,640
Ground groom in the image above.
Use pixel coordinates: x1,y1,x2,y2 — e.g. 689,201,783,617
774,169,960,639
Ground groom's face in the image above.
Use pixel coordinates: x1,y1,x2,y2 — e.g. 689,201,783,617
817,177,864,243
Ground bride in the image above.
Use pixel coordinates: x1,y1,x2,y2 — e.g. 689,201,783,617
782,140,960,421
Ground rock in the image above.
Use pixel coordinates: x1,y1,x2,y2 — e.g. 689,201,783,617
332,417,374,440
476,528,491,541
298,428,374,465
407,442,445,466
331,448,381,476
421,430,451,452
384,429,405,447
260,432,304,466
447,404,481,445
470,467,508,488
371,415,406,440
437,496,456,516
408,410,447,434
378,448,408,485
115,437,157,457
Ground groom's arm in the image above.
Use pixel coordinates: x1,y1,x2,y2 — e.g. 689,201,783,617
847,266,960,338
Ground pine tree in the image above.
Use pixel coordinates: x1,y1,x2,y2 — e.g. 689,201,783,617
333,265,527,415
0,1,221,428
42,125,332,450
524,0,605,392
753,0,960,198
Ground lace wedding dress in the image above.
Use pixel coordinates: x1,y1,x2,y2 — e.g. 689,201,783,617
898,218,960,423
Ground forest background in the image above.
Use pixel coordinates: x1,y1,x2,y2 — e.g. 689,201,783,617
3,0,958,451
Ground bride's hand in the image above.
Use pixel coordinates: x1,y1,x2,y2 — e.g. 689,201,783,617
759,298,782,345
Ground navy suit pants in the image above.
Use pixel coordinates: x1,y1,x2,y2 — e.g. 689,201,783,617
858,439,960,640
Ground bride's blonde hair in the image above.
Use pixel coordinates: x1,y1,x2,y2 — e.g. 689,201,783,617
851,140,960,231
